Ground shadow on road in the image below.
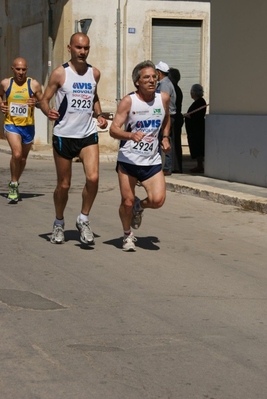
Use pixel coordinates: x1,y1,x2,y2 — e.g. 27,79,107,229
103,235,160,250
39,229,98,250
0,192,45,201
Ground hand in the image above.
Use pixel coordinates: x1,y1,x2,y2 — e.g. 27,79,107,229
183,113,190,118
161,137,171,154
47,108,60,121
27,94,37,108
97,115,108,129
0,101,8,114
131,130,145,142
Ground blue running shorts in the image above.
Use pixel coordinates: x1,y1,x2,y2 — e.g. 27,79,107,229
4,124,35,144
117,161,162,182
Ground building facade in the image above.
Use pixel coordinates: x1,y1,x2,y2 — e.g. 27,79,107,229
0,0,210,151
206,1,267,187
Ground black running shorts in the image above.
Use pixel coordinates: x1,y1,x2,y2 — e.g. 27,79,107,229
53,133,98,159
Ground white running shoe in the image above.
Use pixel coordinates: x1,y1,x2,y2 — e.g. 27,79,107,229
130,196,144,229
122,232,137,252
76,217,95,245
51,224,65,244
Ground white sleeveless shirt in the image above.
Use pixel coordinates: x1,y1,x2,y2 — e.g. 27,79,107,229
118,91,165,166
53,63,97,138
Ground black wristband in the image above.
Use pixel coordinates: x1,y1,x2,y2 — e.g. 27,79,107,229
96,113,104,118
162,136,170,140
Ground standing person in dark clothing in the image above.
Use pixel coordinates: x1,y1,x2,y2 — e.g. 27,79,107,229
184,84,206,173
168,68,183,173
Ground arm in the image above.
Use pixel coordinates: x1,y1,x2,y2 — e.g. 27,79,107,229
92,67,108,129
160,91,171,153
39,67,63,121
28,79,43,108
0,78,9,114
109,95,145,143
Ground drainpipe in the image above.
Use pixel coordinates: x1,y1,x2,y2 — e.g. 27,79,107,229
116,0,121,105
47,2,53,144
122,0,128,97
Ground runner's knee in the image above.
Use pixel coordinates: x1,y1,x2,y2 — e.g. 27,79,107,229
121,197,134,210
86,172,98,186
150,195,165,209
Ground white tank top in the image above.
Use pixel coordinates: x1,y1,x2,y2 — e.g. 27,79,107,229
118,91,165,166
53,63,97,138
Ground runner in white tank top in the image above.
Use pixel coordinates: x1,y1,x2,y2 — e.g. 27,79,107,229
118,91,165,166
54,62,97,138
40,33,108,246
110,60,171,252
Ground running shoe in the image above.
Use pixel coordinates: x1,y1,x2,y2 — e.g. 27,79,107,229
76,217,95,245
51,224,65,244
130,196,144,229
7,182,19,203
122,232,137,252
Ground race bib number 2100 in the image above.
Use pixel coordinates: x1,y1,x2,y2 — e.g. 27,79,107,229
10,102,28,117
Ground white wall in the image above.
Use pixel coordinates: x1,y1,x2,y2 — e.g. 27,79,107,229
207,1,267,186
210,1,267,114
71,0,210,114
206,115,267,187
0,0,210,146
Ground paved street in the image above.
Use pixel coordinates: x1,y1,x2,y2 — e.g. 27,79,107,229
0,153,267,399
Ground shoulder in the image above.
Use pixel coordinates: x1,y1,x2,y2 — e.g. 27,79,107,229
0,77,11,91
51,65,66,81
159,91,170,112
92,66,101,83
160,90,170,103
177,86,183,95
120,93,132,107
115,93,132,114
194,97,206,107
48,64,66,88
29,77,42,90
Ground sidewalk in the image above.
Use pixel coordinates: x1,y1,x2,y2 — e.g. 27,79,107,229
1,138,267,214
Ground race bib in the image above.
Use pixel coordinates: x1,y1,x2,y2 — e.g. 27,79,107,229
69,95,92,113
130,136,155,156
10,102,28,117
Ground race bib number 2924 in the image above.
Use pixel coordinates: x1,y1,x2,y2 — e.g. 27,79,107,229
131,139,154,156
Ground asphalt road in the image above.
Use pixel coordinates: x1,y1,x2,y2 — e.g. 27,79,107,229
0,153,267,399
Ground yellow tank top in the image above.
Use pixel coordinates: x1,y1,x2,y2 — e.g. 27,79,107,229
4,77,35,126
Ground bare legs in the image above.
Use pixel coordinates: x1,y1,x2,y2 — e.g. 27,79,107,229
118,165,166,231
52,144,99,220
6,131,32,182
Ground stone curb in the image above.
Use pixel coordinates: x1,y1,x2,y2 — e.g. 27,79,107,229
166,181,267,214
